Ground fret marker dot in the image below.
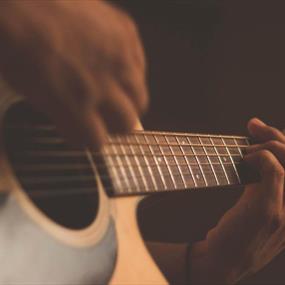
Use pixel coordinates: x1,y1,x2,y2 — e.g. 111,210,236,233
157,157,162,163
195,174,200,180
223,157,227,162
182,140,186,144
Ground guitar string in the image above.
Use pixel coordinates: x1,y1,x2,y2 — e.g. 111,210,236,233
13,160,246,198
22,181,237,198
5,126,250,198
9,144,248,158
18,171,242,198
16,161,241,181
11,150,246,190
5,128,250,148
6,124,249,139
13,158,242,171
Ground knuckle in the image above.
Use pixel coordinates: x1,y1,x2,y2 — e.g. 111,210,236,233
267,126,282,139
267,140,281,150
259,149,274,162
259,150,284,177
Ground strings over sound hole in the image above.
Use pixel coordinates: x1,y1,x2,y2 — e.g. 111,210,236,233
4,102,99,229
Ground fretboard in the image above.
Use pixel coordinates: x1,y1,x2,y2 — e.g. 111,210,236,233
98,130,254,197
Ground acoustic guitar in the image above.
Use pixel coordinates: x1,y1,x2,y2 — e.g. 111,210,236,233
0,81,255,284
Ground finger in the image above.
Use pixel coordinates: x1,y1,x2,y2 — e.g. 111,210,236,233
97,80,139,134
244,150,284,212
116,66,149,115
46,99,108,150
247,118,285,144
246,141,285,168
115,7,146,72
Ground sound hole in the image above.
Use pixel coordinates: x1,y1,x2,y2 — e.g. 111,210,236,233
3,102,99,229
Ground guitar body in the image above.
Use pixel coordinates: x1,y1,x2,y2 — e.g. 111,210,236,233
109,196,167,285
0,82,167,284
2,80,285,285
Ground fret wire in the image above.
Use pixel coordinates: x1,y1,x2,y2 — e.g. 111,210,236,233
140,136,162,191
118,144,139,193
98,160,240,190
189,137,207,186
108,145,126,192
100,160,242,169
147,141,169,189
221,137,241,184
209,137,230,184
154,135,176,189
175,136,197,187
105,170,189,193
170,138,187,189
112,143,133,193
102,161,244,183
115,144,135,193
199,136,219,186
105,152,123,193
135,136,158,191
128,143,149,191
147,135,169,189
103,164,243,189
244,138,250,146
234,138,245,158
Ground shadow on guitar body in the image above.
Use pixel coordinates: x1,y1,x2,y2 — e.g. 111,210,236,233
137,188,285,284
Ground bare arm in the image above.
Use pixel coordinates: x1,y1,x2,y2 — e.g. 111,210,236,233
147,242,189,284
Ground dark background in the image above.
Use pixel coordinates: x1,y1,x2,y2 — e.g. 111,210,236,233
115,0,285,134
112,1,285,283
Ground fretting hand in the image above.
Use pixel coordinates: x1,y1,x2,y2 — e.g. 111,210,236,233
0,1,148,148
191,118,285,284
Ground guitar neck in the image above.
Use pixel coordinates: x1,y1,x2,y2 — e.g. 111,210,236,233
98,130,256,197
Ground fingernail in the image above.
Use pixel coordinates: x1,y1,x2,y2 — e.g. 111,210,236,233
250,117,266,127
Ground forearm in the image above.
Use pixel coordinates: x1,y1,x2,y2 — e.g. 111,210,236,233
146,242,189,284
190,241,228,285
147,241,240,285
